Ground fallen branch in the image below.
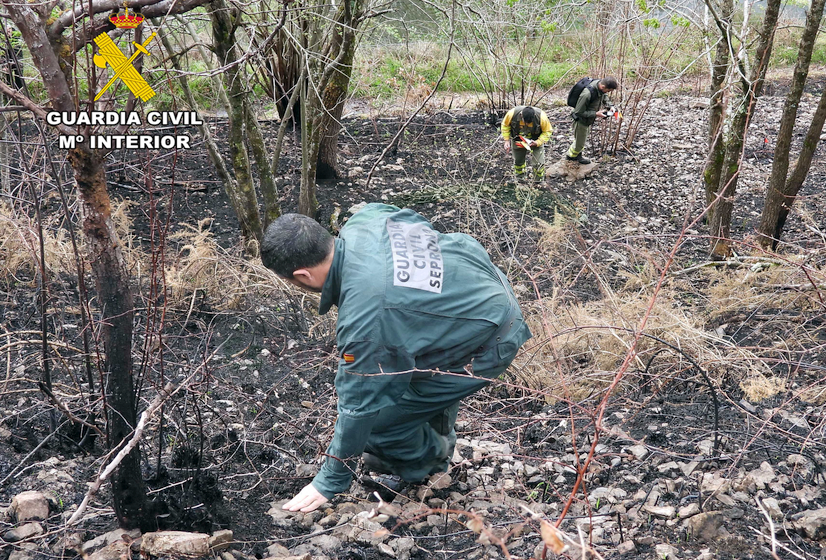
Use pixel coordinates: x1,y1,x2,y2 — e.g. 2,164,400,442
67,382,177,525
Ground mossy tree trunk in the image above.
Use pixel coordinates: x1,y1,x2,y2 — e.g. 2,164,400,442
210,0,265,243
297,0,364,215
702,0,781,259
701,0,732,214
316,26,356,181
757,0,826,250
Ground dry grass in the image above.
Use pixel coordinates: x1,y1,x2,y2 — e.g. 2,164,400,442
163,220,293,311
498,210,820,407
0,202,76,282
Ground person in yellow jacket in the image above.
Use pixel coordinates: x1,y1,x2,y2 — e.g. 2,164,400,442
500,106,553,183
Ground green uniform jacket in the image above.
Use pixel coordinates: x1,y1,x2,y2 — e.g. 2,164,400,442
571,79,611,127
312,204,532,498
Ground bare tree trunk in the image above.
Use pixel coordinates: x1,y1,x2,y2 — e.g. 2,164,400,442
68,147,148,529
243,99,281,227
316,13,357,181
157,25,237,211
211,0,264,243
759,86,826,249
297,0,363,213
3,0,149,529
705,0,781,259
757,0,826,249
177,15,230,111
299,77,320,217
271,64,304,176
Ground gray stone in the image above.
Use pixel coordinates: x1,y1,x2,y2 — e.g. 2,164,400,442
267,501,298,528
393,536,415,555
308,534,341,553
760,497,783,520
617,540,637,555
628,445,649,460
377,543,395,557
739,462,775,492
81,528,141,555
791,507,826,540
426,514,444,526
11,491,49,522
140,531,210,557
317,514,339,528
687,511,726,542
86,541,131,560
680,461,701,476
8,544,37,560
655,543,678,560
209,530,234,551
657,461,680,473
295,464,317,478
643,505,675,518
678,503,700,518
266,542,291,557
4,522,44,542
54,531,85,554
428,472,451,490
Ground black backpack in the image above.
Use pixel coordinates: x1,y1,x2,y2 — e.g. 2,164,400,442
567,77,597,107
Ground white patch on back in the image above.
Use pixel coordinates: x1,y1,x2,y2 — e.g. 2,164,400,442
386,219,444,294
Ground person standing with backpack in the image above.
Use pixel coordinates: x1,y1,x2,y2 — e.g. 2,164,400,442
566,77,618,165
500,105,553,184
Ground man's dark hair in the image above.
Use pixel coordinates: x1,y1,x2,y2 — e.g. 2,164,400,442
600,76,618,90
261,213,333,278
521,106,536,122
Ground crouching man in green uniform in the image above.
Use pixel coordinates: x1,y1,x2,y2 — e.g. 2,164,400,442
261,204,531,512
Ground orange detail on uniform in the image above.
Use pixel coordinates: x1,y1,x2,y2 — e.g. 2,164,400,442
343,353,355,363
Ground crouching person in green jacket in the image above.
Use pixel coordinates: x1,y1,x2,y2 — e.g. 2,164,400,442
261,203,532,512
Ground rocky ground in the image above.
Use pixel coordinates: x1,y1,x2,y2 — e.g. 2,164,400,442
1,77,826,560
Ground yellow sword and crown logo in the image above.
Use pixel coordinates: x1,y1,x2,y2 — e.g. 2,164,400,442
93,6,156,102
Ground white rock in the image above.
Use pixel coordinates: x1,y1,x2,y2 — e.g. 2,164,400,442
643,505,675,518
140,531,210,558
11,491,49,522
678,503,700,518
686,511,725,542
655,543,678,560
627,445,649,460
791,507,826,540
3,522,44,542
209,530,234,551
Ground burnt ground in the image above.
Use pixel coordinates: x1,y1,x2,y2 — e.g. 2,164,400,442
1,78,826,560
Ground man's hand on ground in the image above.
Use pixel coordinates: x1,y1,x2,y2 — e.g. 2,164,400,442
282,483,329,512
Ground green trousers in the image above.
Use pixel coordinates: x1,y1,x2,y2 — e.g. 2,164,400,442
511,139,545,182
363,358,516,482
567,120,591,157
